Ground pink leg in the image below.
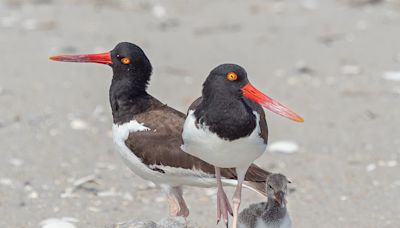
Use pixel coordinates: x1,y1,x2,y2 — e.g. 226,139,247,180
167,186,189,218
215,167,233,226
232,168,247,228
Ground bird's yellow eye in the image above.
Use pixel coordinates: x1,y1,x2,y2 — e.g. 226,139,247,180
227,72,238,81
121,57,131,64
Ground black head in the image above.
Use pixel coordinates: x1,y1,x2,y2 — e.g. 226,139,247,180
203,63,250,99
200,63,304,122
49,42,152,92
110,42,152,83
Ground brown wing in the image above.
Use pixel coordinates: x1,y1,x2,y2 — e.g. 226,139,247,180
124,99,270,187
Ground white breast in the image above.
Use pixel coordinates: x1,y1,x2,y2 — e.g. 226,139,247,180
181,110,267,169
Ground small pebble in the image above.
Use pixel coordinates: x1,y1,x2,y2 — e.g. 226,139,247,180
121,192,134,201
268,141,299,154
387,160,397,167
152,4,167,19
28,191,39,199
383,71,400,81
366,163,376,172
0,178,13,186
295,61,313,75
341,65,361,75
40,218,78,228
22,18,56,31
9,158,23,167
70,119,89,130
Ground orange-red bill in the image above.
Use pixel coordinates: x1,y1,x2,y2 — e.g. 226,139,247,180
49,52,112,65
242,83,304,122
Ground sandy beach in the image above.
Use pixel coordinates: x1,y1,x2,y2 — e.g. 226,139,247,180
1,0,400,227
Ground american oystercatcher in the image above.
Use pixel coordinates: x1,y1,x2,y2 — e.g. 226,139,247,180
181,64,303,227
238,174,292,228
50,43,273,219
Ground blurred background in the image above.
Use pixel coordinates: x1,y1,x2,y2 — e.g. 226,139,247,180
1,0,400,227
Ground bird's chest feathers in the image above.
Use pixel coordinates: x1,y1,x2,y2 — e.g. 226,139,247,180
182,110,267,168
196,101,257,140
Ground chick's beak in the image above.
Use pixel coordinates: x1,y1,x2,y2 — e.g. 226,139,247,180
274,191,285,207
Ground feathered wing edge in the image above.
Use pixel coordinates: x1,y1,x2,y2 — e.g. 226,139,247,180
221,163,270,197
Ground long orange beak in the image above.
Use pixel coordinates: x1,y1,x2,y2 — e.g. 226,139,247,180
49,52,112,65
242,83,304,122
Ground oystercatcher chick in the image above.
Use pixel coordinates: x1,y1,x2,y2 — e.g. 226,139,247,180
50,43,273,219
181,64,303,227
238,174,291,228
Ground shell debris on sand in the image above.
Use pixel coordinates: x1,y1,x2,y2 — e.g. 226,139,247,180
69,118,89,130
40,217,78,228
366,163,376,172
383,71,400,81
268,141,299,154
0,178,13,186
341,64,362,75
112,217,197,228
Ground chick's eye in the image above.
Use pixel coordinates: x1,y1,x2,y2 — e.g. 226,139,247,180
268,185,273,189
227,72,238,81
121,57,131,64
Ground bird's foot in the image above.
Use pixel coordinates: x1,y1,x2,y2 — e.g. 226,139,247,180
216,188,233,226
168,195,189,218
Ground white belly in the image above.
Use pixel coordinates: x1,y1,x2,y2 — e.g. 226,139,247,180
181,110,267,168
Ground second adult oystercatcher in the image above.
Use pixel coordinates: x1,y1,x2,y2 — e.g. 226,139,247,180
181,64,303,227
50,43,273,219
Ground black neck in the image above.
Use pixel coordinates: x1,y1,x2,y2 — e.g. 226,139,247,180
109,74,152,124
194,89,256,141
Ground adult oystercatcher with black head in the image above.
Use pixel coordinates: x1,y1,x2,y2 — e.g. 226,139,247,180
50,43,273,220
181,63,303,227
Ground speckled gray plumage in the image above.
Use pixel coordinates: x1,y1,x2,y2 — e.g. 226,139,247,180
238,174,291,228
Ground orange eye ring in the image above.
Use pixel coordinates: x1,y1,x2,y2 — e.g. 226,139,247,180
121,57,131,64
227,72,238,81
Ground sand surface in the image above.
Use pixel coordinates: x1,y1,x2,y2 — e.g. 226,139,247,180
1,0,400,227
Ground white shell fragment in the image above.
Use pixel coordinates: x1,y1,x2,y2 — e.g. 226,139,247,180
341,64,361,75
40,218,78,228
366,163,376,172
268,141,299,154
383,71,400,81
152,5,167,19
70,119,89,130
